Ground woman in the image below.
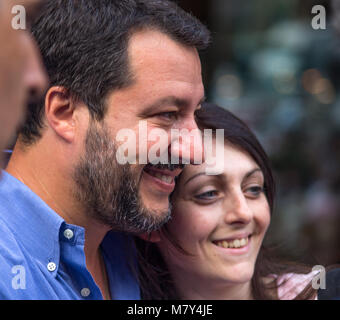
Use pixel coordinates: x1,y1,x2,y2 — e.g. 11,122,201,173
135,103,318,300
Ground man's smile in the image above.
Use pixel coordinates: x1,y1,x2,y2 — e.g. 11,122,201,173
142,164,183,193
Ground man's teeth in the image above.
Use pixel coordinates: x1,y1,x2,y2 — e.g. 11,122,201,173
153,172,173,184
144,167,175,184
215,237,249,249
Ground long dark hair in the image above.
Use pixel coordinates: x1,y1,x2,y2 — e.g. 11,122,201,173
135,102,317,300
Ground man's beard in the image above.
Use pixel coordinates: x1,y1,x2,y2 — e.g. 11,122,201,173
72,122,172,234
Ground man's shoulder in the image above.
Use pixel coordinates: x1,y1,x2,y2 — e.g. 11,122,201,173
102,231,141,300
0,217,30,268
0,218,35,299
318,268,340,300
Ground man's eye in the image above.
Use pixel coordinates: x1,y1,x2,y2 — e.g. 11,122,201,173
157,112,178,121
194,190,218,200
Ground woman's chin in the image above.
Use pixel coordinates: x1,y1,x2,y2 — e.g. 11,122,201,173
215,265,255,285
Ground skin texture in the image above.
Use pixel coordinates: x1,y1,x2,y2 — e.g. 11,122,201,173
6,29,205,299
156,141,271,300
0,0,47,166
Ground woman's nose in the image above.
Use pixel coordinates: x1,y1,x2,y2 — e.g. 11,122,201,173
223,191,253,225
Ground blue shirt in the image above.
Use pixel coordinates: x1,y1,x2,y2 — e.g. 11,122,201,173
0,171,140,300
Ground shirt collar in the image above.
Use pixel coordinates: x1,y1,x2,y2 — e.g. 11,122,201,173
0,171,64,273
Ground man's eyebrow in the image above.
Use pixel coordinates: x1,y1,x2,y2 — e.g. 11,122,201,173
139,95,206,116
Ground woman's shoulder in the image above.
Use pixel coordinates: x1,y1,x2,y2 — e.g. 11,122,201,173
275,270,319,300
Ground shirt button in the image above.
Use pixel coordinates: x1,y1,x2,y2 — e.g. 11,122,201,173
63,229,74,240
47,262,57,272
81,288,91,297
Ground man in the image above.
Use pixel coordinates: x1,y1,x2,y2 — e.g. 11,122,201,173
0,0,47,168
0,0,210,299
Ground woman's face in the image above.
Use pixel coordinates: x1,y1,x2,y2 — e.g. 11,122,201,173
157,141,271,289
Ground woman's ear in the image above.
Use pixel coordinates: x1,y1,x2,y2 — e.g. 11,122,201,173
138,231,161,243
44,86,76,143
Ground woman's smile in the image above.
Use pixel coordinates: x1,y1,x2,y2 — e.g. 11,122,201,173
157,141,270,295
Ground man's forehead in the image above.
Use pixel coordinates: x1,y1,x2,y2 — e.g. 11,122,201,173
128,29,201,77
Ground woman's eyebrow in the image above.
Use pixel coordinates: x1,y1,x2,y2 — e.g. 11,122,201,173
184,168,262,186
243,168,263,181
183,170,224,186
183,171,207,186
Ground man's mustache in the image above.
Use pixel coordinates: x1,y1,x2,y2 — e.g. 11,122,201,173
144,163,185,171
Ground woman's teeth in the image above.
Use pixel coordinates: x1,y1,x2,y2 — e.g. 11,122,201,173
215,237,249,249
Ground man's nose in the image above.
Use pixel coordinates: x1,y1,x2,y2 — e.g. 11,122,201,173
23,35,48,102
168,117,205,165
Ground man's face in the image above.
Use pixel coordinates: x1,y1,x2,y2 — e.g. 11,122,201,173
74,29,205,233
0,0,47,165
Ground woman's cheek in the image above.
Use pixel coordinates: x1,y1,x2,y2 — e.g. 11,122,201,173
249,198,271,233
170,201,217,243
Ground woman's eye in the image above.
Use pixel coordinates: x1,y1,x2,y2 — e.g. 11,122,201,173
244,186,264,198
194,190,219,200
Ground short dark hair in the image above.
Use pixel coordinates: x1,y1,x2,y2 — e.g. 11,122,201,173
20,0,210,144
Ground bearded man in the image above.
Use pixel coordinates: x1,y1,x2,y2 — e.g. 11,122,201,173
0,0,210,299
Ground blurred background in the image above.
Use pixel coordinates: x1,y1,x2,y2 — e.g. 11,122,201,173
176,0,340,267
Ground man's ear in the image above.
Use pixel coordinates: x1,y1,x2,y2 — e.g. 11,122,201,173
138,231,161,243
44,86,77,143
